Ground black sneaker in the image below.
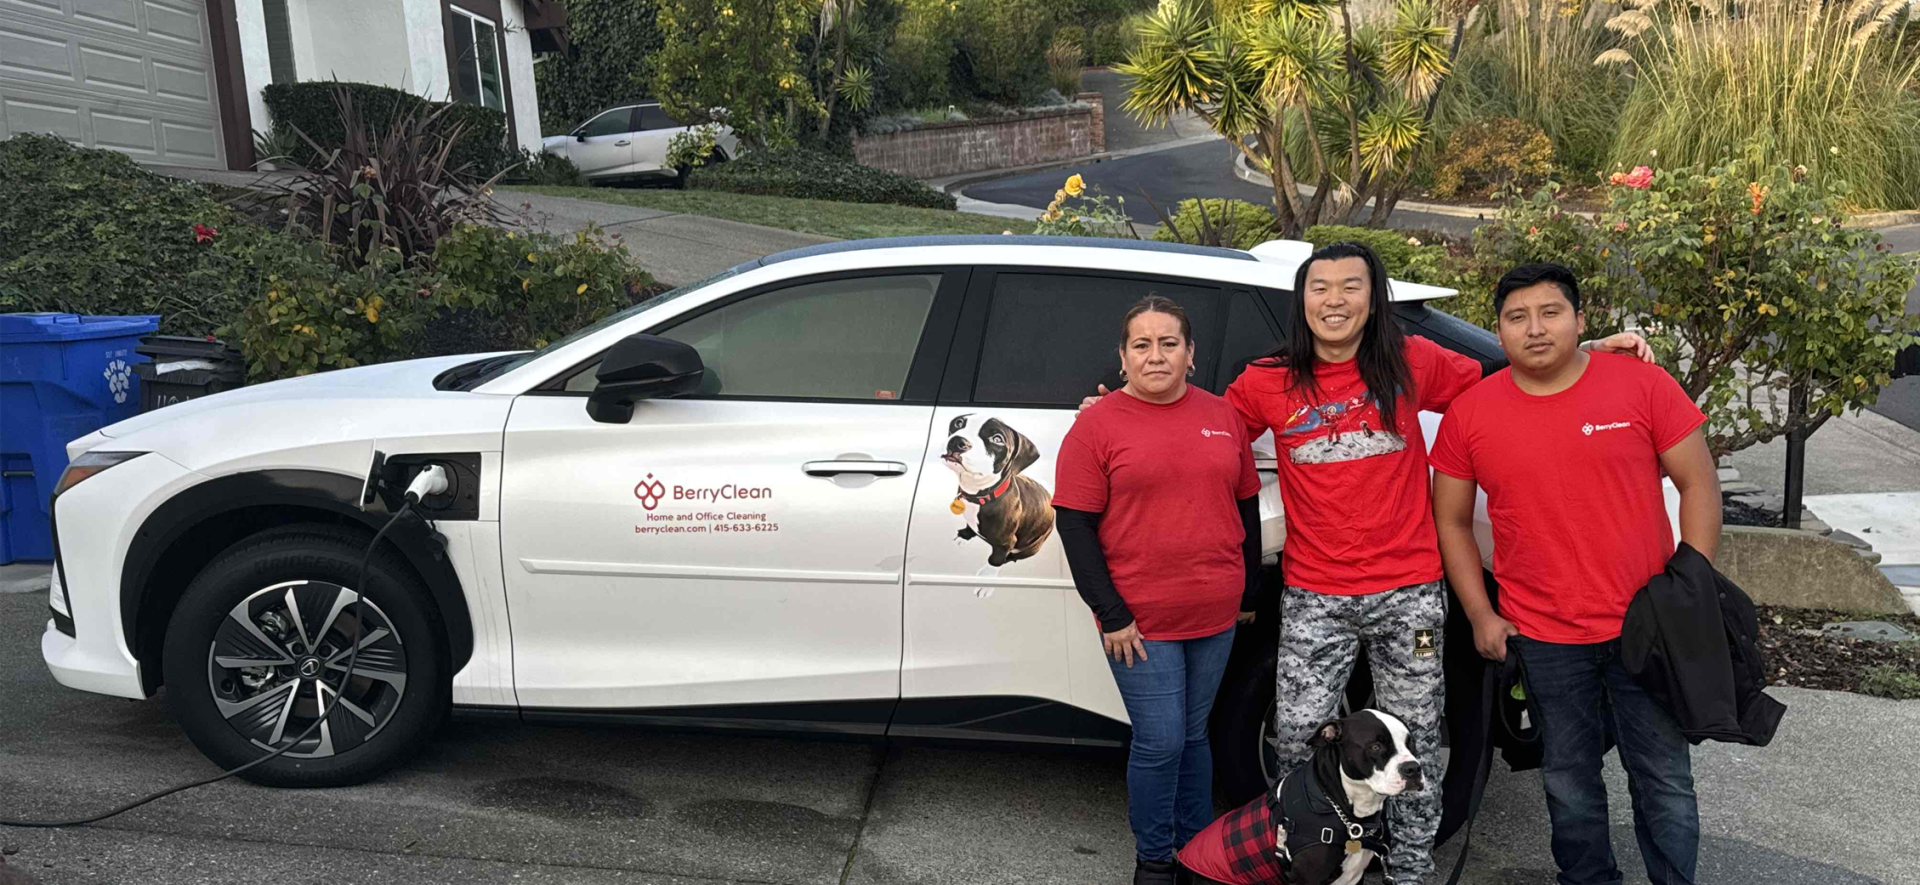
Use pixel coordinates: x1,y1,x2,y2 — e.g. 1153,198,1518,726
1133,857,1177,885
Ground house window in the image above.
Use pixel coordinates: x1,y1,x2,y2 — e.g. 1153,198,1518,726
449,6,505,112
263,0,296,85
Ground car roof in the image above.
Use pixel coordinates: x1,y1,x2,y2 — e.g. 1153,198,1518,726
735,235,1256,274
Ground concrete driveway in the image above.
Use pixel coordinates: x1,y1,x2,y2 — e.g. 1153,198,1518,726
2,590,1914,885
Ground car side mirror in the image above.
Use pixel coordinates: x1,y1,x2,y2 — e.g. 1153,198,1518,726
586,334,705,424
576,132,588,142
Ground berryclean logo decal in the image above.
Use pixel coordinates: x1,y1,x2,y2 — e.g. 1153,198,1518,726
634,474,668,511
1582,421,1632,436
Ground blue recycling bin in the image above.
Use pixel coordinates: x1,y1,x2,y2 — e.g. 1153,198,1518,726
1,313,161,563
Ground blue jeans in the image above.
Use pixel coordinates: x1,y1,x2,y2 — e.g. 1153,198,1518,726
1107,625,1237,863
1513,636,1699,885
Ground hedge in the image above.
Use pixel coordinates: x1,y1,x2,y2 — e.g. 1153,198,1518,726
263,81,517,177
690,148,957,210
0,133,322,337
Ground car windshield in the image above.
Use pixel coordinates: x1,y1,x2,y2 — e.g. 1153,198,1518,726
449,265,748,390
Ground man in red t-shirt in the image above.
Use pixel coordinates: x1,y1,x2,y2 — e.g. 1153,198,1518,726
1429,263,1721,885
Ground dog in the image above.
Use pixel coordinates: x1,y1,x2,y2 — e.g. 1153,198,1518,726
940,414,1054,567
1178,709,1423,885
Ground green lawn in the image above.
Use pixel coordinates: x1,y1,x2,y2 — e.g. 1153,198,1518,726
504,185,1025,241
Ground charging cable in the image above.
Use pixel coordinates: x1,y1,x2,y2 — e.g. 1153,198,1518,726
1,465,449,829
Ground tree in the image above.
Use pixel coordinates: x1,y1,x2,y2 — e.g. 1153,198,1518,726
1117,0,1470,235
654,0,818,149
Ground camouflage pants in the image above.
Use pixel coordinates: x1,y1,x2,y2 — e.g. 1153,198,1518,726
1274,581,1446,884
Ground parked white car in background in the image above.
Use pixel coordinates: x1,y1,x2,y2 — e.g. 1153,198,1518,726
540,102,739,183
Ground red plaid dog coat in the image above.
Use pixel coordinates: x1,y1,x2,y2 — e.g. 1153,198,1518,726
1178,772,1390,885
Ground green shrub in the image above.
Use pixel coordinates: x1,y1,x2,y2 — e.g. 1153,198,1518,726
432,224,655,352
507,150,590,187
889,0,961,109
226,249,439,381
690,148,957,209
263,81,516,177
1449,4,1631,178
533,0,663,136
0,133,315,337
1149,199,1278,250
955,0,1056,104
1046,32,1086,97
1413,185,1625,337
1432,116,1555,201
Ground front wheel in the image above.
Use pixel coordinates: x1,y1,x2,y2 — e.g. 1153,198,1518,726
161,525,448,787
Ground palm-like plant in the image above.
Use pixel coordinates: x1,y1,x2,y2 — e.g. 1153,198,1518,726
1117,0,1473,233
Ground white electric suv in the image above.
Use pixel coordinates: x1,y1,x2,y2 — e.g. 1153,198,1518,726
42,235,1676,823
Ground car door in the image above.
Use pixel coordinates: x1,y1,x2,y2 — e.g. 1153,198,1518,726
499,269,967,715
632,104,686,173
892,268,1283,741
567,106,638,178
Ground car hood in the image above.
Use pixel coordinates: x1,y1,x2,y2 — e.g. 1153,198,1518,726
93,354,518,476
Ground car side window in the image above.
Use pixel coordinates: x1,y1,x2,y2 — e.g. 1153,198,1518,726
562,274,941,400
636,106,682,131
971,273,1227,406
1216,289,1281,393
578,108,634,138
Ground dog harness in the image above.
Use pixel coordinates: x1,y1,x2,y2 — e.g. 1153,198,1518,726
1274,770,1391,884
1200,769,1391,885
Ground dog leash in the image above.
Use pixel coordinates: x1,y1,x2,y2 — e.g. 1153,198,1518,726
1442,654,1518,885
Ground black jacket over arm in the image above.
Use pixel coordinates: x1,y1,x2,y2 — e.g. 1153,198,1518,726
1620,542,1787,746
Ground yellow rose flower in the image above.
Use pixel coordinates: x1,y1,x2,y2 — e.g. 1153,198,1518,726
1064,174,1085,197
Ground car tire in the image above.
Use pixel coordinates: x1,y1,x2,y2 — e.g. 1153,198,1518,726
161,524,448,787
1209,646,1380,809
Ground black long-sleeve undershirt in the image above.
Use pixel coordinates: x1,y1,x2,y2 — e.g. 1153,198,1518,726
1055,495,1264,634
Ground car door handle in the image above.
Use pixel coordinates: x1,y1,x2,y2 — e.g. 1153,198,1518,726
615,139,631,146
803,460,907,477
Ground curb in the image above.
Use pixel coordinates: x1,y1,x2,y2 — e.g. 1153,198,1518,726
1846,210,1920,229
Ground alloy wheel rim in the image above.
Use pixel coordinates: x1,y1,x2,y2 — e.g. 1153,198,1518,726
205,580,407,759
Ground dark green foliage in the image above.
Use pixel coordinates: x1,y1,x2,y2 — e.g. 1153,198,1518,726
262,81,516,176
689,148,956,209
533,0,665,136
0,133,321,337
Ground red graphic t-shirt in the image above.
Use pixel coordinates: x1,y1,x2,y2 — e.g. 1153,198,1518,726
1054,387,1262,640
1428,353,1706,643
1225,335,1482,595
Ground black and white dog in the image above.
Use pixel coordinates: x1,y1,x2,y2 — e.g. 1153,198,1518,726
940,414,1054,567
1178,709,1423,885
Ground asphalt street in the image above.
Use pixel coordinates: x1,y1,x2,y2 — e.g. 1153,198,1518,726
961,140,1484,240
2,591,1915,885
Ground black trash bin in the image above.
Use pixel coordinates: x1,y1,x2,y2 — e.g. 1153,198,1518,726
132,335,245,411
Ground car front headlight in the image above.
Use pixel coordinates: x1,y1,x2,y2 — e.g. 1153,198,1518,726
53,451,146,498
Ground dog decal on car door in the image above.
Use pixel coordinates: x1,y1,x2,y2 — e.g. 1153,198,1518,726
940,414,1055,567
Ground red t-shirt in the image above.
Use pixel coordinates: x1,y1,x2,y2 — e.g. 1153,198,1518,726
1054,386,1262,640
1224,335,1482,595
1428,353,1707,644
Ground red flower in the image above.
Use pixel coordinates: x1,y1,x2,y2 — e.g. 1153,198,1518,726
1621,166,1654,189
192,223,218,244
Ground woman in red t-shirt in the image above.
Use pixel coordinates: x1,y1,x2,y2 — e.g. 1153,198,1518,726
1053,296,1263,885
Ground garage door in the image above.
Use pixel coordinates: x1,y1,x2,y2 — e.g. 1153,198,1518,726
0,0,225,168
